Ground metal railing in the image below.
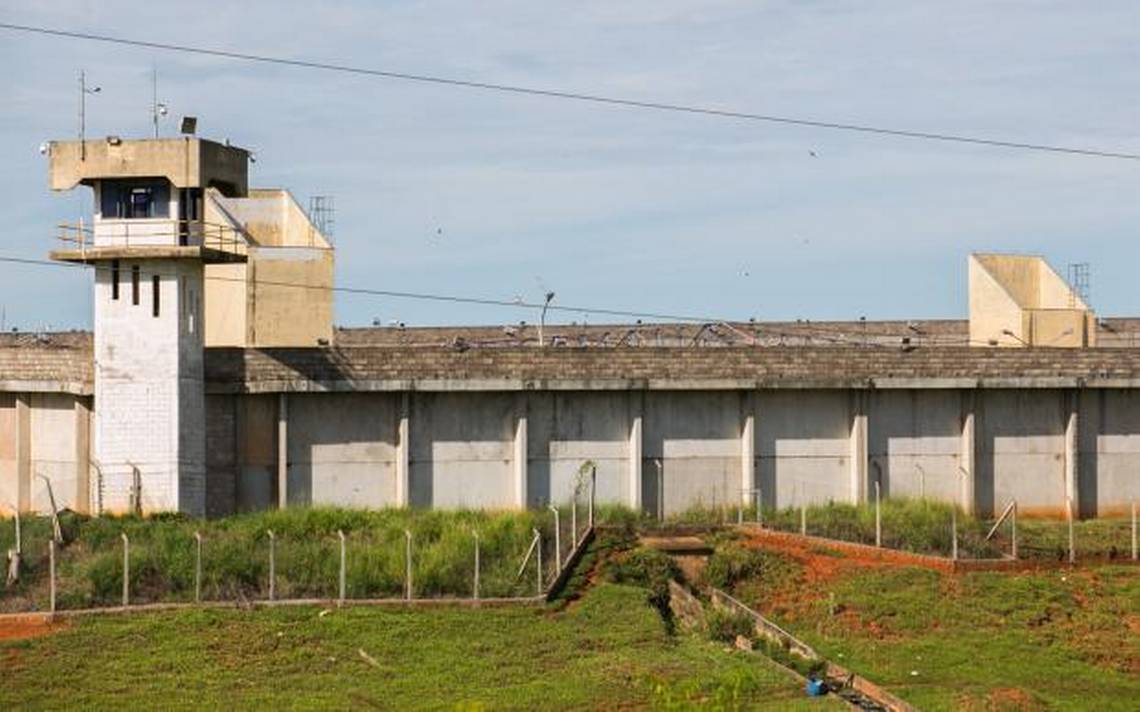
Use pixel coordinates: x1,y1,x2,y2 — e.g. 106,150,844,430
56,219,247,255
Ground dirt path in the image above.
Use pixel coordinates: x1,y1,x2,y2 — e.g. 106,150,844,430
0,615,66,642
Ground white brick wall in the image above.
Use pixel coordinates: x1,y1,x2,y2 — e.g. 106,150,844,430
93,258,205,516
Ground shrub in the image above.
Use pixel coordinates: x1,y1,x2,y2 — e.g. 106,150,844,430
603,547,679,613
703,544,771,591
706,607,754,643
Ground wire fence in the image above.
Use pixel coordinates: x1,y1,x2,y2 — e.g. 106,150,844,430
4,472,1136,616
650,491,1139,563
2,469,598,615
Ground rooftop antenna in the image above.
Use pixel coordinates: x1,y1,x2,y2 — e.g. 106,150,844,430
308,196,335,245
78,70,101,161
1066,262,1090,308
151,63,168,138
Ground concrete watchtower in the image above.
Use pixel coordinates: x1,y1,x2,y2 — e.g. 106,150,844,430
48,136,250,515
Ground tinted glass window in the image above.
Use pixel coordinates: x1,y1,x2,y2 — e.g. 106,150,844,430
100,180,171,219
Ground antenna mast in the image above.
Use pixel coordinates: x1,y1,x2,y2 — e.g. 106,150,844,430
151,63,167,138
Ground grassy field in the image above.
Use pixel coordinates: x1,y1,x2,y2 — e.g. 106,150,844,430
722,536,1140,711
0,582,842,711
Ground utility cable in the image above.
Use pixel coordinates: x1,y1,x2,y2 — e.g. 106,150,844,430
0,253,894,345
2,22,1139,161
0,254,720,324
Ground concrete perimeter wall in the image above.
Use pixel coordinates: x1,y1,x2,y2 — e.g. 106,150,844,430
0,392,90,516
3,386,1140,518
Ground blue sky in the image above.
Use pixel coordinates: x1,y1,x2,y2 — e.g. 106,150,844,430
1,1,1138,330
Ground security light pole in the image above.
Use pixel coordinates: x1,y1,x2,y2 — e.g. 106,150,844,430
151,65,167,138
539,291,555,347
79,70,101,161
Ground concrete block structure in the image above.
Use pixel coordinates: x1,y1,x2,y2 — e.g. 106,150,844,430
969,253,1096,347
1,132,1137,520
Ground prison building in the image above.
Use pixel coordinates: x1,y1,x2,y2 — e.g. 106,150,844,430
1,134,1138,519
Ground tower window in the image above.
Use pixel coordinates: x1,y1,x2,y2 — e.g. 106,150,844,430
99,180,170,219
152,275,160,317
131,265,140,305
111,260,120,300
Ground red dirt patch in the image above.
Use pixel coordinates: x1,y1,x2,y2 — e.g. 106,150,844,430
739,531,896,586
986,686,1039,711
1127,615,1140,636
0,616,67,642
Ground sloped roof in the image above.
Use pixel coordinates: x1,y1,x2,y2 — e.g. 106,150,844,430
205,344,1140,393
0,331,93,394
7,327,1140,395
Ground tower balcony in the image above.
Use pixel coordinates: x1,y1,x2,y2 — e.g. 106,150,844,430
53,220,247,264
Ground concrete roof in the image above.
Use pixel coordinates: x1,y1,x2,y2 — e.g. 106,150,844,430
335,318,1140,349
8,329,1140,395
334,320,969,348
48,137,250,196
0,332,93,395
205,344,1140,393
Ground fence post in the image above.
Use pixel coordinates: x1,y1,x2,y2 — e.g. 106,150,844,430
800,504,806,536
655,460,664,521
194,531,202,604
875,480,882,548
755,488,762,526
48,539,56,614
473,532,480,601
13,508,21,555
1011,501,1018,560
589,466,596,529
121,532,130,607
571,495,578,548
404,530,413,601
549,505,562,574
1132,502,1137,562
337,530,346,606
36,474,63,544
1067,497,1075,565
267,530,276,601
533,528,543,595
6,505,20,588
951,508,958,561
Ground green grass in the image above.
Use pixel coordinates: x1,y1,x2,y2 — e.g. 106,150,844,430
6,502,1128,613
731,551,1140,711
669,498,1136,561
1,508,577,611
0,583,840,711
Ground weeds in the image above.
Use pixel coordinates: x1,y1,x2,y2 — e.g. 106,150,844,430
2,507,571,610
706,607,754,643
601,546,679,620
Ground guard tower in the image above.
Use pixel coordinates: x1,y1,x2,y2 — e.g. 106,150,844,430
48,136,250,515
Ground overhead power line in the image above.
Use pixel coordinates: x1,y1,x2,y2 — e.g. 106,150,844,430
0,253,897,345
0,254,718,324
3,22,1139,162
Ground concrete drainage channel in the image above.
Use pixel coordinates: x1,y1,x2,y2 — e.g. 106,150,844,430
709,588,913,712
648,535,916,712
